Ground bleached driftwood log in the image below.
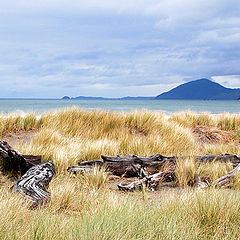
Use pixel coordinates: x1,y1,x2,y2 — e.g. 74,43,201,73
67,165,92,174
0,141,41,175
118,164,240,192
213,163,240,187
68,154,240,178
67,154,240,192
118,170,176,191
11,161,55,207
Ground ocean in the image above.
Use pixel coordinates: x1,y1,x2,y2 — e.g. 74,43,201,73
0,99,240,114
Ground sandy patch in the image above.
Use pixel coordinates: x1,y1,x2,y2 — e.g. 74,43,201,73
2,130,38,148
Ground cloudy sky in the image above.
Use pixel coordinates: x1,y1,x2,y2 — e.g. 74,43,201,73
0,0,240,98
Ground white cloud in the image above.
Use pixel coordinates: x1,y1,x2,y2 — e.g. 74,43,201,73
212,75,240,88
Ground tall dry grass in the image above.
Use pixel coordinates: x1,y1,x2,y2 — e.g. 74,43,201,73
1,107,240,180
1,175,240,239
1,107,240,239
0,113,43,137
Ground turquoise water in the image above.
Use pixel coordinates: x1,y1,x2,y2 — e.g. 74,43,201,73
0,99,240,114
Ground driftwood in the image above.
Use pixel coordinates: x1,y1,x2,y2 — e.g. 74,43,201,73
68,154,240,178
213,163,240,187
118,171,176,191
0,141,41,175
195,154,240,167
68,155,175,177
67,165,92,174
67,154,240,192
11,161,55,207
117,164,240,192
118,171,212,192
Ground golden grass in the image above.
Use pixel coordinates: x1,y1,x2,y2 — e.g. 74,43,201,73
1,107,240,239
217,113,240,131
2,176,240,239
0,113,43,137
175,157,196,187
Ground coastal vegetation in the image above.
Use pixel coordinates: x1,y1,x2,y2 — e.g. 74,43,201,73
1,107,240,239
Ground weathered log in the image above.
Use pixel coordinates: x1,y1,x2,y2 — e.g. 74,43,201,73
22,154,42,169
213,163,240,187
11,161,55,207
102,154,240,167
67,165,92,174
146,171,176,191
68,154,240,178
196,154,240,167
70,154,176,177
101,154,178,177
118,179,144,191
118,170,176,192
0,141,41,175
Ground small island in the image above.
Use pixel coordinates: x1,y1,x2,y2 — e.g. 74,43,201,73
61,96,71,100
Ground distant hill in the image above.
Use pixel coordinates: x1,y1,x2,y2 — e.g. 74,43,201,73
62,96,70,100
156,79,240,100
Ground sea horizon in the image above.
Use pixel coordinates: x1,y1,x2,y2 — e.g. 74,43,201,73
0,99,240,114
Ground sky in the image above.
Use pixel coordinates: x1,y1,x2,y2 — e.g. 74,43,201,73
0,0,240,98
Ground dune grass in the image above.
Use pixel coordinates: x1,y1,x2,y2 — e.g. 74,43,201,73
0,113,43,137
2,176,240,239
1,107,240,239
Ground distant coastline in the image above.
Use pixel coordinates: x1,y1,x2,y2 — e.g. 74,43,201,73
61,96,155,100
62,79,240,101
1,79,240,101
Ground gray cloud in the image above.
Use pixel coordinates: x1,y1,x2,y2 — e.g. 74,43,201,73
0,0,239,97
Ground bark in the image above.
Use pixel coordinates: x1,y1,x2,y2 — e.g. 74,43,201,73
0,141,41,176
11,161,55,207
68,154,240,178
